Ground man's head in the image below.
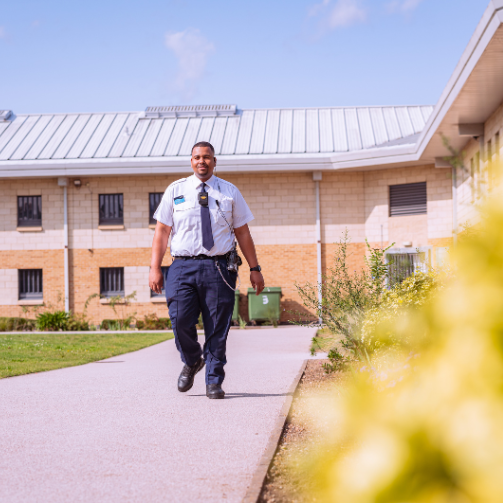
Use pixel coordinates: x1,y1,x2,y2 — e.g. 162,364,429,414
191,142,216,181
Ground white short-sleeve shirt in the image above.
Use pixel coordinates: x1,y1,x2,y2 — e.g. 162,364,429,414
153,174,254,257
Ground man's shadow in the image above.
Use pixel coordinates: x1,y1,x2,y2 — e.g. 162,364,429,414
188,392,293,399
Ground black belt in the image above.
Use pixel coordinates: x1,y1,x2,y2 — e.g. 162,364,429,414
173,253,229,261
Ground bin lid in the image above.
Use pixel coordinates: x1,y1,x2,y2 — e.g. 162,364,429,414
247,287,282,294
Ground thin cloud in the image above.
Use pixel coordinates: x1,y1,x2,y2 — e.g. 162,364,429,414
387,0,424,13
329,0,367,28
0,27,6,39
165,28,215,101
308,0,367,31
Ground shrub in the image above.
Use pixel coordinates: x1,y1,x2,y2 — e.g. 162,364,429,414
296,178,503,503
35,311,70,331
100,319,126,330
136,313,171,330
295,230,391,369
0,317,36,331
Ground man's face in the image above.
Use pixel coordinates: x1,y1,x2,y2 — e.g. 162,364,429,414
191,147,216,180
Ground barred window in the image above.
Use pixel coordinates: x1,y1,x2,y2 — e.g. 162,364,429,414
100,267,124,298
150,266,169,297
18,196,42,227
18,269,43,300
149,193,163,225
389,182,427,217
99,194,123,225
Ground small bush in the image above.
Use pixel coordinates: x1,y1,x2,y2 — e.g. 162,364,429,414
100,319,125,330
136,313,171,330
0,317,36,332
35,311,70,331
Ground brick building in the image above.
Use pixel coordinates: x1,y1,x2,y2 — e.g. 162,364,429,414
1,0,503,324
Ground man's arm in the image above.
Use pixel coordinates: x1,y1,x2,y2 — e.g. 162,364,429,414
149,222,172,294
234,224,265,295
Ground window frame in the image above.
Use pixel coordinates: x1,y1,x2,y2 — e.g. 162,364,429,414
100,267,125,298
149,193,163,225
99,193,124,226
18,269,43,300
17,195,42,227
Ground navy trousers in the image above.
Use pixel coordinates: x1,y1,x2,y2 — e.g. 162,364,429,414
165,257,237,385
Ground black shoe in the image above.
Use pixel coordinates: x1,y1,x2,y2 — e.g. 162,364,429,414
206,383,225,399
178,358,205,392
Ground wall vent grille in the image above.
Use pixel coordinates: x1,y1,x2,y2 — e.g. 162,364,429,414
389,182,427,216
145,104,236,118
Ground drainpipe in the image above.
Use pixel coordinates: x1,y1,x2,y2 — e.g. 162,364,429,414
58,178,70,312
313,171,322,324
452,166,457,246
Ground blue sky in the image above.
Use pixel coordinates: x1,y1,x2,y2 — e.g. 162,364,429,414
1,0,489,114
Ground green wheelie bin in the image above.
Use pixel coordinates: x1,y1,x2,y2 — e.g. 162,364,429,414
232,290,240,322
247,287,282,323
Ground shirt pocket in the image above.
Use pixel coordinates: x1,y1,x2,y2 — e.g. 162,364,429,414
213,199,233,227
173,198,196,212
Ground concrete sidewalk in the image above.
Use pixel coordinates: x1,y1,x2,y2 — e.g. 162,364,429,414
0,327,314,503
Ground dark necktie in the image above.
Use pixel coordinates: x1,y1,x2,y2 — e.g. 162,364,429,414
200,183,214,251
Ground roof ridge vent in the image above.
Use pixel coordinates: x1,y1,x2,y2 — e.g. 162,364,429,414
0,110,13,122
145,104,236,119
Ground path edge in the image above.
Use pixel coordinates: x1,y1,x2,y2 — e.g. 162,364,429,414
242,358,309,503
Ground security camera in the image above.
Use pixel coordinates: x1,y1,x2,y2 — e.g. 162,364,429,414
74,179,82,187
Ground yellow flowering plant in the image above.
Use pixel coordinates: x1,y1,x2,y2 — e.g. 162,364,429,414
299,182,503,502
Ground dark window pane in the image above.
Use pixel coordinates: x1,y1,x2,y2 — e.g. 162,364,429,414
100,267,125,297
389,182,427,217
387,253,420,287
17,196,42,227
18,269,43,299
150,266,169,297
99,194,124,225
149,193,163,225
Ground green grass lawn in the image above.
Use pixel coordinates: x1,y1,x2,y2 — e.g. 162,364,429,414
0,332,174,379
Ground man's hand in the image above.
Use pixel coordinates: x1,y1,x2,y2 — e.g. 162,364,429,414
251,271,265,295
149,267,164,294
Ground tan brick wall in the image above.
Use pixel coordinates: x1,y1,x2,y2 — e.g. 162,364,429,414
0,165,455,320
0,250,65,317
0,179,64,251
0,269,18,305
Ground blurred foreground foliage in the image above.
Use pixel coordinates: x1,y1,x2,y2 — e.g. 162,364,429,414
298,188,503,501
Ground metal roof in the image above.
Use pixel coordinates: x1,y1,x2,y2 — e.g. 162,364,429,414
0,106,433,163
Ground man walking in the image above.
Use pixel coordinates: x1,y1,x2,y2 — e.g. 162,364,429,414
149,142,265,399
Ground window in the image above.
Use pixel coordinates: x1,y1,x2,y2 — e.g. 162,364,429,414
99,194,123,225
150,266,169,297
100,267,124,297
389,182,427,217
387,253,422,287
18,196,42,227
149,193,163,225
18,269,43,300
